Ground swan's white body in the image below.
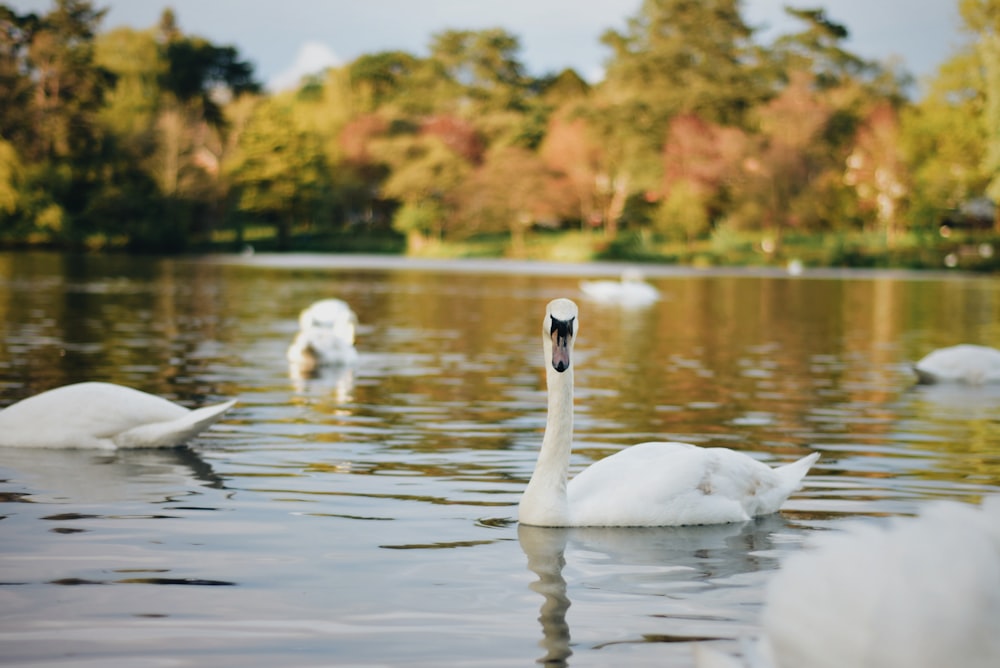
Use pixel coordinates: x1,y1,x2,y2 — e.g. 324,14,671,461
913,344,1000,384
0,382,236,449
579,269,660,307
696,497,1000,668
518,298,818,527
287,299,359,373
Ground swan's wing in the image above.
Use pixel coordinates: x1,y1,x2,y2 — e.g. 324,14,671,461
567,444,817,527
0,383,235,448
113,399,237,448
914,344,1000,383
567,444,747,526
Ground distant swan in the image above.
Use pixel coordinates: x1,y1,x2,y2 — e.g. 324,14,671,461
287,298,359,375
0,382,236,449
579,268,660,307
518,298,818,527
913,344,1000,384
695,497,1000,668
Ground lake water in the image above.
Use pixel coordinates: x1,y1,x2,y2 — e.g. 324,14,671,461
1,251,999,667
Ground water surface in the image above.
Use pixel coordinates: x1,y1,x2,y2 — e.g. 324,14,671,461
2,251,999,666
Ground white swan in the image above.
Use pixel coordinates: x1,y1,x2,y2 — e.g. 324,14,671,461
287,298,359,374
0,382,236,449
695,497,1000,668
518,298,819,527
913,344,1000,384
579,268,660,307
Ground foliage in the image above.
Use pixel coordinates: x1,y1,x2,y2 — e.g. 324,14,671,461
0,0,998,263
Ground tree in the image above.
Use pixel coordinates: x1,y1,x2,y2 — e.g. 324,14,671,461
539,111,604,228
740,70,840,232
0,5,40,156
349,50,440,115
600,0,766,129
592,0,768,230
455,146,573,257
770,8,876,90
375,130,471,251
901,47,987,229
844,103,908,242
429,28,529,113
658,113,750,237
961,0,1000,216
228,98,332,249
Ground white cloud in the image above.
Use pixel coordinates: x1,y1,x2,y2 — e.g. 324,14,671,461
268,41,342,91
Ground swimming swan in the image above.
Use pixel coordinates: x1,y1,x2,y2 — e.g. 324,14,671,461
695,497,1000,668
518,298,818,527
287,298,359,374
0,382,236,449
913,344,1000,384
579,268,660,307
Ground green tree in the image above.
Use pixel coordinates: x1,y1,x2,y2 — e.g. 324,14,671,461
901,50,987,229
376,131,471,251
592,0,768,228
961,0,1000,213
94,26,163,138
600,0,766,129
0,5,40,157
429,28,529,112
227,99,331,249
770,8,876,90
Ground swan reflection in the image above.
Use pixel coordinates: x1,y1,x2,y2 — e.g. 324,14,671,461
518,516,792,666
0,446,224,504
289,359,356,402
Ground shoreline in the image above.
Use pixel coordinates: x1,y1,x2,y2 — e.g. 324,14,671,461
197,251,974,281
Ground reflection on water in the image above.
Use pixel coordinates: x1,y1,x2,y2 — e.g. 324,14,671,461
519,517,794,666
0,446,223,504
1,251,1000,666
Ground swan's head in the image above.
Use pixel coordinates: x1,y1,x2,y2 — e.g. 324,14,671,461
298,299,358,347
544,299,578,373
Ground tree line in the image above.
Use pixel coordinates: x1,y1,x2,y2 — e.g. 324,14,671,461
0,0,997,256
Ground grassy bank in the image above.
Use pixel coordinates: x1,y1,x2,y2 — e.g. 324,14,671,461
387,228,1000,273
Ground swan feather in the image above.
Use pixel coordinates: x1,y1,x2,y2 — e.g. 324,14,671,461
0,382,236,449
913,344,1000,384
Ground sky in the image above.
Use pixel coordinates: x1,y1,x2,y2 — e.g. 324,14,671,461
10,0,967,93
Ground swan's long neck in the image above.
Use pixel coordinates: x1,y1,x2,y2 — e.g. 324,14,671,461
520,363,574,526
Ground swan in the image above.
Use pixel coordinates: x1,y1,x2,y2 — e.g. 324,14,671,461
0,382,236,449
695,497,1000,668
913,344,1000,384
287,298,359,374
518,298,819,527
579,268,660,307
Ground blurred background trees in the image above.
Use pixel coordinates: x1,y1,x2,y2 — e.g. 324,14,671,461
0,0,997,259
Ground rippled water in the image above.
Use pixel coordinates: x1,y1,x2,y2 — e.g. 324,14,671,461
2,251,1000,666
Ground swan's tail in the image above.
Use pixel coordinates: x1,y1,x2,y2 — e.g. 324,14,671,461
776,452,819,492
114,399,238,448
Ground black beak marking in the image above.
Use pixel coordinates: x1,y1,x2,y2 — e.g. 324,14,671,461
550,316,574,372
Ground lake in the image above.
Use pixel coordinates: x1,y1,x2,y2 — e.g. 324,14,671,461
1,251,999,667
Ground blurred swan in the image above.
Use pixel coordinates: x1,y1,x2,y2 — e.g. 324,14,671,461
518,299,818,527
579,268,659,307
695,497,1000,668
287,298,359,375
913,344,1000,384
0,382,236,449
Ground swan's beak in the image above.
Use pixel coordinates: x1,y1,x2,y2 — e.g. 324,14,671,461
550,317,574,373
